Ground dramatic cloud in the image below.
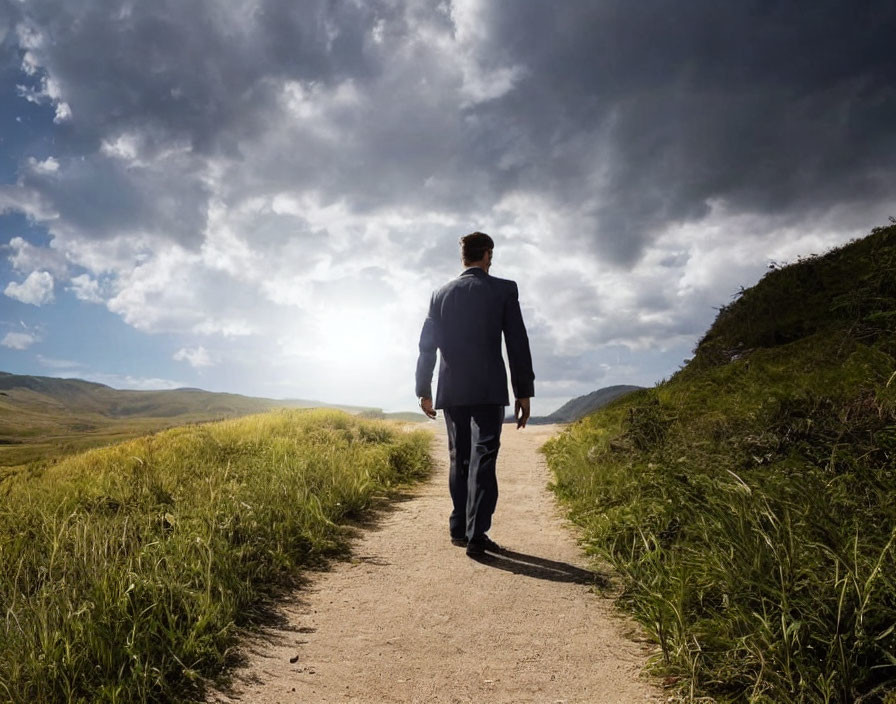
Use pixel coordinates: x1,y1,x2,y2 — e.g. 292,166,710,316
470,1,896,262
4,236,70,277
0,0,894,411
4,270,54,305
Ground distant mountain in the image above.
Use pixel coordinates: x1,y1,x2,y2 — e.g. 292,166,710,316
0,372,423,466
528,385,643,424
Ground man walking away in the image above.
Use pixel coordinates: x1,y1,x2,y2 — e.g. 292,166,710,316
415,232,535,557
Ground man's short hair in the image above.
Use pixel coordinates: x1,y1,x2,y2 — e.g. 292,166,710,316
460,232,494,264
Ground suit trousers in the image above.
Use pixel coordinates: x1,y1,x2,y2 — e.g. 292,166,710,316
443,404,504,539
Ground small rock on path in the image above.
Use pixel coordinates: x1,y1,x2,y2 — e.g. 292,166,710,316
211,422,662,703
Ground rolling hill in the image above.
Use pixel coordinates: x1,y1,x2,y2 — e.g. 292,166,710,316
0,372,423,465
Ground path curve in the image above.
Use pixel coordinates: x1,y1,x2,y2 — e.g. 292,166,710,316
211,422,662,703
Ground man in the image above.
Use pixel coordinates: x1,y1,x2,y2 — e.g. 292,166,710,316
415,232,535,557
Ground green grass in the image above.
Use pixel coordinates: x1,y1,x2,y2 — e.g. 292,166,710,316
0,408,432,703
544,224,896,703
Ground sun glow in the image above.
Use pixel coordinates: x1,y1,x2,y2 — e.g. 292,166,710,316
309,307,395,371
278,305,416,407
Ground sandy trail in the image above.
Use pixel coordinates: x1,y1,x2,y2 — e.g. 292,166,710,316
211,422,661,703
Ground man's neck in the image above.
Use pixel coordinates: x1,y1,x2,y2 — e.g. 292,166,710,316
464,262,490,273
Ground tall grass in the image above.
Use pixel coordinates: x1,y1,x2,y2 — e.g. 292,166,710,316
0,409,431,703
544,225,896,703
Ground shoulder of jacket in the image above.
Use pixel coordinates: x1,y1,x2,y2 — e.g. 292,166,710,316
432,276,461,301
489,276,518,293
434,278,455,295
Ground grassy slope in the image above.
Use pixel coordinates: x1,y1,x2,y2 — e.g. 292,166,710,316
0,408,431,703
544,224,896,703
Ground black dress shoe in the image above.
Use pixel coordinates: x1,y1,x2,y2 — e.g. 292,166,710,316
450,536,468,547
466,534,502,556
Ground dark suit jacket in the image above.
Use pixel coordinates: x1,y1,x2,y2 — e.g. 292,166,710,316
415,267,535,409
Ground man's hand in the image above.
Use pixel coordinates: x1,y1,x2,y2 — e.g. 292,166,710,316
419,397,437,420
514,397,530,429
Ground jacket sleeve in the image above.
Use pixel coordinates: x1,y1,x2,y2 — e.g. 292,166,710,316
503,281,535,399
415,293,439,399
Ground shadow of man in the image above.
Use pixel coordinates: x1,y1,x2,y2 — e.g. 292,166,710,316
468,547,609,587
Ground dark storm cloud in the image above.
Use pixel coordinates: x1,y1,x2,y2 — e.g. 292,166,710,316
19,154,209,242
1,0,411,249
4,0,895,263
6,0,390,154
3,0,508,251
470,0,896,263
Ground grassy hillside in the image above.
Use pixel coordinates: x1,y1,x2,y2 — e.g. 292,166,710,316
529,384,643,424
0,373,322,420
0,373,424,466
0,408,431,703
544,223,896,703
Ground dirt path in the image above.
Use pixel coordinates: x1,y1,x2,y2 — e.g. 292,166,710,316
211,422,662,703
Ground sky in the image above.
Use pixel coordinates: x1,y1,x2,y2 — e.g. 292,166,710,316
0,1,894,415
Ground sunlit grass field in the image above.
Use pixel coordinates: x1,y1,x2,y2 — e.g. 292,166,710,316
0,408,431,703
545,225,896,702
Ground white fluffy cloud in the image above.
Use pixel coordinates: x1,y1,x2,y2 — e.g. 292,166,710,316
173,346,213,369
2,331,38,350
67,273,103,303
4,236,69,277
4,270,55,305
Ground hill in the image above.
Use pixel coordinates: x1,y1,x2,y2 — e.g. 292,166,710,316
529,385,643,424
543,222,896,702
0,372,424,466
